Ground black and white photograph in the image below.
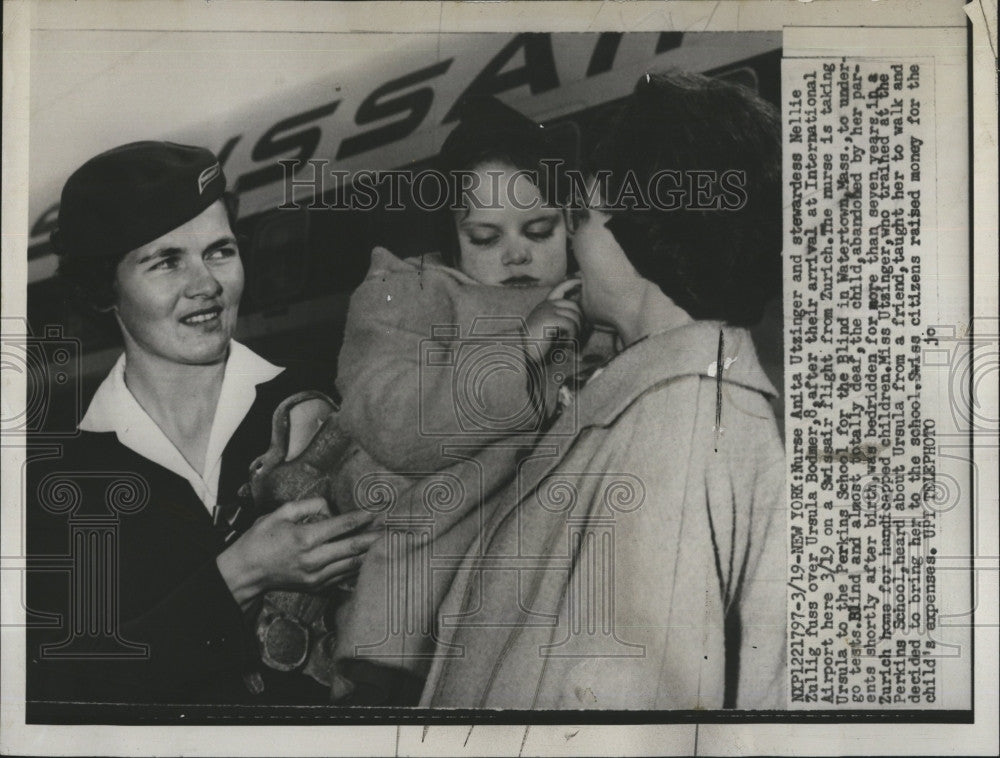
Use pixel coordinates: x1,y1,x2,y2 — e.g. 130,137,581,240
1,1,996,755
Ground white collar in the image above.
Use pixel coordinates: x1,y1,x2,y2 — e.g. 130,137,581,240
79,341,283,511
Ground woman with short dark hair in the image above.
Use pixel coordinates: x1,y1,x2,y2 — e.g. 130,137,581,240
581,70,782,326
421,71,787,710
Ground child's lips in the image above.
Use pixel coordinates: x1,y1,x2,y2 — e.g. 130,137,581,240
501,276,541,287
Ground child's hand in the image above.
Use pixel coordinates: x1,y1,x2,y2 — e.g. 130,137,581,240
525,279,583,359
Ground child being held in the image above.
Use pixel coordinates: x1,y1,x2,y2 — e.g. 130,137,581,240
330,97,586,704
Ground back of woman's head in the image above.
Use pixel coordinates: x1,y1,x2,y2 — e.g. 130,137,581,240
436,96,569,265
591,70,781,326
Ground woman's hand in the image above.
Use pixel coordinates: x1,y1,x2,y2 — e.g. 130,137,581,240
525,279,583,359
216,498,379,610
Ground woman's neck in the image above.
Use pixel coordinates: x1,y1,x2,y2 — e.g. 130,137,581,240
121,344,228,474
614,282,693,347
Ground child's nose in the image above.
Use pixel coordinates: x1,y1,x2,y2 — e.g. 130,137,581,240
502,244,532,266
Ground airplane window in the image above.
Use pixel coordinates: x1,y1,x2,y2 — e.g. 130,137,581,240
246,208,310,313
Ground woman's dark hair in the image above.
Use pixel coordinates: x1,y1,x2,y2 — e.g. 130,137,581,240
591,70,782,326
58,191,241,316
435,96,572,266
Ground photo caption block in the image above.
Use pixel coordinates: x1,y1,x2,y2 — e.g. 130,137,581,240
783,57,968,710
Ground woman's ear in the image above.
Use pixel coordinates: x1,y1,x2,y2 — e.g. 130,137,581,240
96,272,121,314
95,303,116,314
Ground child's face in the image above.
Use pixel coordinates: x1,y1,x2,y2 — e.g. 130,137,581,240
454,161,567,287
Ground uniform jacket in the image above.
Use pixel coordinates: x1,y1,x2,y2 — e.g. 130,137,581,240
420,320,787,710
26,360,331,711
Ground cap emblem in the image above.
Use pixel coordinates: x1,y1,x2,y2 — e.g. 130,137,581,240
198,162,221,195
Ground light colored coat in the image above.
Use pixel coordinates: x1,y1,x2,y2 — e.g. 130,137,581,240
336,247,559,474
420,320,787,709
332,247,569,674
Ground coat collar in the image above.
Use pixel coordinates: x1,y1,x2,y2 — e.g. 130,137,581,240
365,246,553,332
568,320,778,431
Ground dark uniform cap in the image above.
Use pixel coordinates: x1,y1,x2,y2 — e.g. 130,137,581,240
51,140,227,260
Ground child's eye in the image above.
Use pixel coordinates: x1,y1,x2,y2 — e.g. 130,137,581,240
524,221,556,242
525,227,555,242
468,234,498,247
